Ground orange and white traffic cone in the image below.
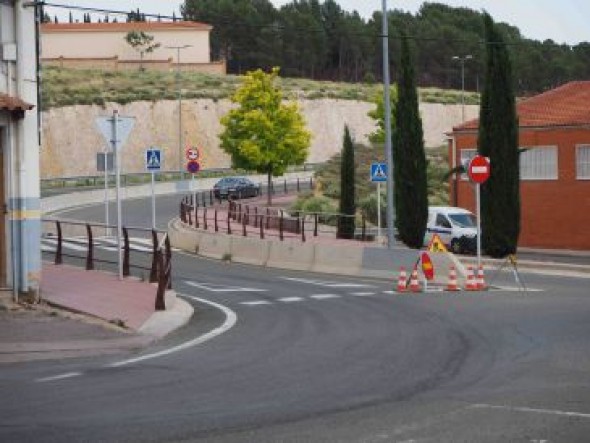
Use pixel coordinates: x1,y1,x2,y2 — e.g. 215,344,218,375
409,267,421,293
465,266,477,291
396,267,408,293
476,265,487,290
446,266,459,291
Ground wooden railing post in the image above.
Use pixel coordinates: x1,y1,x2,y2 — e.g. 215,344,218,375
301,216,306,242
260,215,264,239
123,227,130,276
155,250,166,311
314,213,318,237
150,230,158,283
85,224,94,270
284,179,287,194
204,208,208,230
279,210,284,241
214,209,219,232
297,178,300,192
227,210,232,235
195,205,199,228
55,221,63,265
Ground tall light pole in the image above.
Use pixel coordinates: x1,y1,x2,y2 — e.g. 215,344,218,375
452,54,472,123
382,0,395,248
451,55,472,207
166,44,193,180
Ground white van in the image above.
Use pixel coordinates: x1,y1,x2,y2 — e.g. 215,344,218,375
424,206,477,253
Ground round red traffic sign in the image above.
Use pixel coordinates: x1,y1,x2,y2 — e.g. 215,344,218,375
468,155,491,184
186,160,200,174
186,147,199,161
421,252,435,281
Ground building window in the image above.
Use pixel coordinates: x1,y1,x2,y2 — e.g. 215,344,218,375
520,146,558,180
577,145,590,179
459,149,477,180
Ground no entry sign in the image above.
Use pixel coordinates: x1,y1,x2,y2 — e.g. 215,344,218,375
468,155,491,183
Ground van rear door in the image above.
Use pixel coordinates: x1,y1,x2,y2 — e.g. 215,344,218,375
427,213,453,245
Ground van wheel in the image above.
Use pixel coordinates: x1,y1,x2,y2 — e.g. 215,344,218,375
450,239,462,254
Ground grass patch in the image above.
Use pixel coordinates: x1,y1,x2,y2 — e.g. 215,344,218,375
41,66,480,110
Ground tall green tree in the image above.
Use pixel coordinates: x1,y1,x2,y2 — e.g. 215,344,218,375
337,126,356,239
394,34,428,249
478,13,520,258
220,67,311,206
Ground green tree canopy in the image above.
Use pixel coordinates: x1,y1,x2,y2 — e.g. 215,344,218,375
394,34,428,249
219,67,311,205
124,31,160,70
478,13,520,258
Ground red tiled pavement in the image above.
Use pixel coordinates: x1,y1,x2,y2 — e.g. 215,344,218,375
41,263,157,330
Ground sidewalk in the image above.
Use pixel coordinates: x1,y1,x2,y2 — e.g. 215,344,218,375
0,263,193,364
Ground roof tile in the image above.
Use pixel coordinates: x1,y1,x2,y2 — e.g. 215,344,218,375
453,81,590,131
0,94,34,112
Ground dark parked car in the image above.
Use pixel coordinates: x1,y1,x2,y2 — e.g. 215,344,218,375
213,177,260,200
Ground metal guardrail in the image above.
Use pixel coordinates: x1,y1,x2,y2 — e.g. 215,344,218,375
178,177,374,243
43,218,172,311
40,164,321,191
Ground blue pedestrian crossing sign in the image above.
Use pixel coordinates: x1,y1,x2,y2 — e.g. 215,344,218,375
370,163,387,182
146,148,162,172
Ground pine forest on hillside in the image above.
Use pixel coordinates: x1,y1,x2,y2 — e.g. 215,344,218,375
181,1,589,95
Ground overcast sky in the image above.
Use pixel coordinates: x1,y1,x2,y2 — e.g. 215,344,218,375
46,1,589,45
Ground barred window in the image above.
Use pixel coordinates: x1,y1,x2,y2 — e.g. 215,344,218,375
576,145,590,179
520,146,558,180
459,149,477,180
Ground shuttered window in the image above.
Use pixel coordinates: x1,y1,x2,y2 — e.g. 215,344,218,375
576,145,590,179
520,146,558,180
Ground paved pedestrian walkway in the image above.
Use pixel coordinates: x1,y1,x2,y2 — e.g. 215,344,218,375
0,263,192,364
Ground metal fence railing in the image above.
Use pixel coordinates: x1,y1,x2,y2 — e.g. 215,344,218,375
42,219,172,311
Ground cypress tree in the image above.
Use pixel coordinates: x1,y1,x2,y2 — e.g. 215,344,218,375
337,125,356,239
393,34,428,249
478,13,520,258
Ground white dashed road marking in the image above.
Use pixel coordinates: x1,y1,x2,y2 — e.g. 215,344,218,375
350,292,376,297
470,403,590,419
240,301,272,306
184,281,267,293
279,297,304,303
280,277,375,288
36,372,82,383
310,294,340,300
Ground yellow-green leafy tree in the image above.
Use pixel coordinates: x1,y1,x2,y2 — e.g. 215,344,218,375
220,67,311,206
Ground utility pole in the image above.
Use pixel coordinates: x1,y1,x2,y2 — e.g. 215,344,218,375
382,0,395,248
166,44,192,180
452,55,473,123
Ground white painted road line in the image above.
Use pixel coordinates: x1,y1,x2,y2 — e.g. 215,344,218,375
310,294,340,300
470,403,590,419
278,297,304,303
36,372,82,383
350,292,376,297
108,295,237,368
240,301,272,306
491,286,544,292
382,290,396,294
184,281,267,293
280,277,374,288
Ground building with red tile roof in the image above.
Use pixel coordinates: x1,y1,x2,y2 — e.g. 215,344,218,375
448,81,590,250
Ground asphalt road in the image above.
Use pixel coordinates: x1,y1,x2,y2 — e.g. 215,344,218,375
2,196,590,442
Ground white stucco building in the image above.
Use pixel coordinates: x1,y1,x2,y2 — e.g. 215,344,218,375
41,21,225,73
0,0,41,299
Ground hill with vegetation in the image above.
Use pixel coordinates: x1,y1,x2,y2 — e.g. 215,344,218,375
181,0,590,95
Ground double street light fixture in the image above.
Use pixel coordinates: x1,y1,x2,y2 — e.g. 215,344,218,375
452,54,473,123
165,44,193,180
451,55,473,206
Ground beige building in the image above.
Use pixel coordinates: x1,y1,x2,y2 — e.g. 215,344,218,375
41,21,225,74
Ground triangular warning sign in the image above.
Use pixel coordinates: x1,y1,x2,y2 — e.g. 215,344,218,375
148,151,160,168
374,164,386,178
427,234,448,253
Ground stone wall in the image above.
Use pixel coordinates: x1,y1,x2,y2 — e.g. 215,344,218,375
40,98,479,179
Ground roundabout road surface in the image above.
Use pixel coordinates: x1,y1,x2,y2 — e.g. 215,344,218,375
2,196,589,442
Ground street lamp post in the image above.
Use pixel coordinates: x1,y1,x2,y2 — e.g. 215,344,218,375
451,55,472,206
166,44,193,180
452,54,473,123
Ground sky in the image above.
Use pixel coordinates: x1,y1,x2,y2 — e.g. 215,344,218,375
46,1,589,45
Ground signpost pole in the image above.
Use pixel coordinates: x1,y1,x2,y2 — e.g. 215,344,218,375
476,182,481,270
151,171,156,230
112,110,123,280
192,173,196,211
103,152,109,237
377,181,381,241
